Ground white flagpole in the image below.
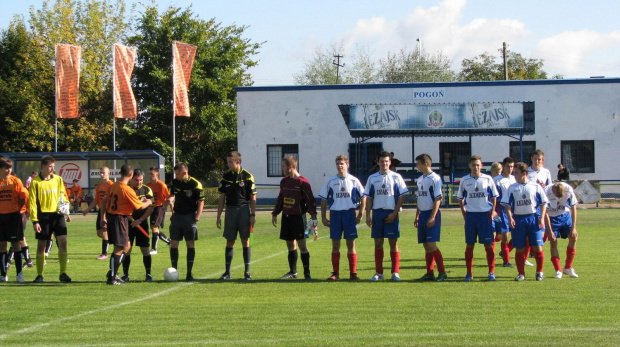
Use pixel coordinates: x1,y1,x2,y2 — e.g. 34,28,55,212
112,44,117,152
54,44,58,152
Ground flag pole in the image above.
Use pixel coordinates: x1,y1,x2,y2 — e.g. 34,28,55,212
112,44,117,152
54,44,58,152
172,41,177,171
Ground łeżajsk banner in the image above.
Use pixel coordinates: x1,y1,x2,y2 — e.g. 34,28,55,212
113,43,137,119
55,44,81,119
172,41,197,117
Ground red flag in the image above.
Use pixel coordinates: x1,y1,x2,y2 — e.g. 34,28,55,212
172,41,197,117
55,44,81,119
113,44,137,119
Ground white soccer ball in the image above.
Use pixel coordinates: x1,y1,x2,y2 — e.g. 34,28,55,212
163,267,179,282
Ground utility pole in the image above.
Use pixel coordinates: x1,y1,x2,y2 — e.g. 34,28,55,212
503,42,508,80
333,54,344,84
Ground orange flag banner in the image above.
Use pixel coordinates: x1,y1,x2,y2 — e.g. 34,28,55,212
172,41,197,117
113,44,137,119
55,44,81,119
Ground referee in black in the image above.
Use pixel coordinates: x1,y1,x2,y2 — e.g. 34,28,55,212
216,151,257,280
162,163,204,281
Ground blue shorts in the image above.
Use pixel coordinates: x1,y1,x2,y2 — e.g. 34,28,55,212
464,212,494,244
371,209,400,239
550,213,572,239
417,210,441,244
329,209,358,240
512,214,544,248
494,207,510,233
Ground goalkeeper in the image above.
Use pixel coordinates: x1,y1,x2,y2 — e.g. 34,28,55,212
272,156,318,280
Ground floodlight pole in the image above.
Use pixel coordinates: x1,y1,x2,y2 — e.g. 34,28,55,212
333,55,344,84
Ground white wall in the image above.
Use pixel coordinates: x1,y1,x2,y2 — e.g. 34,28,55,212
237,79,620,196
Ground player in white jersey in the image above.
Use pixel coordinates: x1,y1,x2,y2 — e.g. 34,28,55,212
494,157,517,267
527,150,553,188
319,155,365,281
414,154,447,282
544,182,579,278
363,151,409,281
502,162,550,281
457,155,499,282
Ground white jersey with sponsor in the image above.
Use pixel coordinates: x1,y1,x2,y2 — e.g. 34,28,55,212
528,167,552,187
457,173,499,212
494,174,517,204
318,173,364,211
545,182,578,217
363,170,409,210
502,181,549,215
416,171,442,212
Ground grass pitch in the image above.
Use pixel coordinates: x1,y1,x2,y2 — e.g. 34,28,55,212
1,208,619,346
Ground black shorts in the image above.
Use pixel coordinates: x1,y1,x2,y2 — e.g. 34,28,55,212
108,214,129,247
35,213,67,241
279,214,305,241
150,206,166,229
0,212,23,242
129,219,150,248
169,213,198,241
223,204,251,241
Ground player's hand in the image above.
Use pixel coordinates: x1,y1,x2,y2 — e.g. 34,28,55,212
426,217,435,228
366,214,372,227
100,218,107,229
272,215,277,227
414,218,419,228
385,212,397,224
355,214,363,224
34,223,41,233
249,215,255,226
322,217,330,227
490,211,497,223
130,219,141,228
82,210,88,216
66,215,72,222
547,228,556,242
509,218,515,229
313,228,318,241
569,228,578,241
216,216,222,229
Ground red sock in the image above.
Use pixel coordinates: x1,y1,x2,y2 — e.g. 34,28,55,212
465,248,474,275
433,249,445,274
494,233,502,242
485,246,496,274
425,252,435,274
331,252,340,274
347,253,357,274
374,249,384,274
534,250,544,273
565,247,576,269
508,239,514,252
516,252,525,275
501,242,511,263
543,234,548,243
551,256,561,272
390,251,400,274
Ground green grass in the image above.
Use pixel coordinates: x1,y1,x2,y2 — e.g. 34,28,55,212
1,208,619,346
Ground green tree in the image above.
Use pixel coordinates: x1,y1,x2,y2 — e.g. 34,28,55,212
125,5,261,183
293,42,375,85
459,48,556,81
377,47,456,83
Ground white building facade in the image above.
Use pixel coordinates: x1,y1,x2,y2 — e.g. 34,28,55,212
236,79,620,201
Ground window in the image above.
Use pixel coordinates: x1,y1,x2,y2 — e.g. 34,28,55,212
509,141,536,166
267,144,299,177
561,141,594,173
439,142,471,181
348,142,383,182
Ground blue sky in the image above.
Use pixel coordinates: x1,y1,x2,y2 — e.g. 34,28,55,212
2,0,619,85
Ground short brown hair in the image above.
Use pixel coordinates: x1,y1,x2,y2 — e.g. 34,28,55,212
41,155,55,166
531,149,545,158
552,183,565,198
502,157,514,165
514,162,529,173
0,156,13,169
415,153,432,165
174,162,188,172
120,163,134,177
227,151,242,162
469,155,482,163
282,156,297,168
335,155,349,164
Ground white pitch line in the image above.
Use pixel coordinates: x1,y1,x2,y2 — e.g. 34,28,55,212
0,248,291,341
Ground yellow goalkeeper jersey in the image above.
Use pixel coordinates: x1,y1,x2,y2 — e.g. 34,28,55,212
28,174,67,222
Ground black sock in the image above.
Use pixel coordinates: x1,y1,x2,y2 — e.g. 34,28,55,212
301,252,310,274
102,240,109,255
45,240,53,254
0,252,6,276
225,247,234,274
159,233,170,244
288,250,298,274
170,248,179,269
14,251,23,274
143,254,152,275
22,246,31,262
122,254,131,276
152,233,159,250
7,250,14,262
243,247,251,273
112,254,123,277
187,248,195,276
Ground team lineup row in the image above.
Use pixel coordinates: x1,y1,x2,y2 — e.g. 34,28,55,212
0,149,578,284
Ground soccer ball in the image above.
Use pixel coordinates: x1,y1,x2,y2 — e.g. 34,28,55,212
163,267,179,282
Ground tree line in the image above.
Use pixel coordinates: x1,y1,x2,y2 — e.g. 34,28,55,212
0,0,261,183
